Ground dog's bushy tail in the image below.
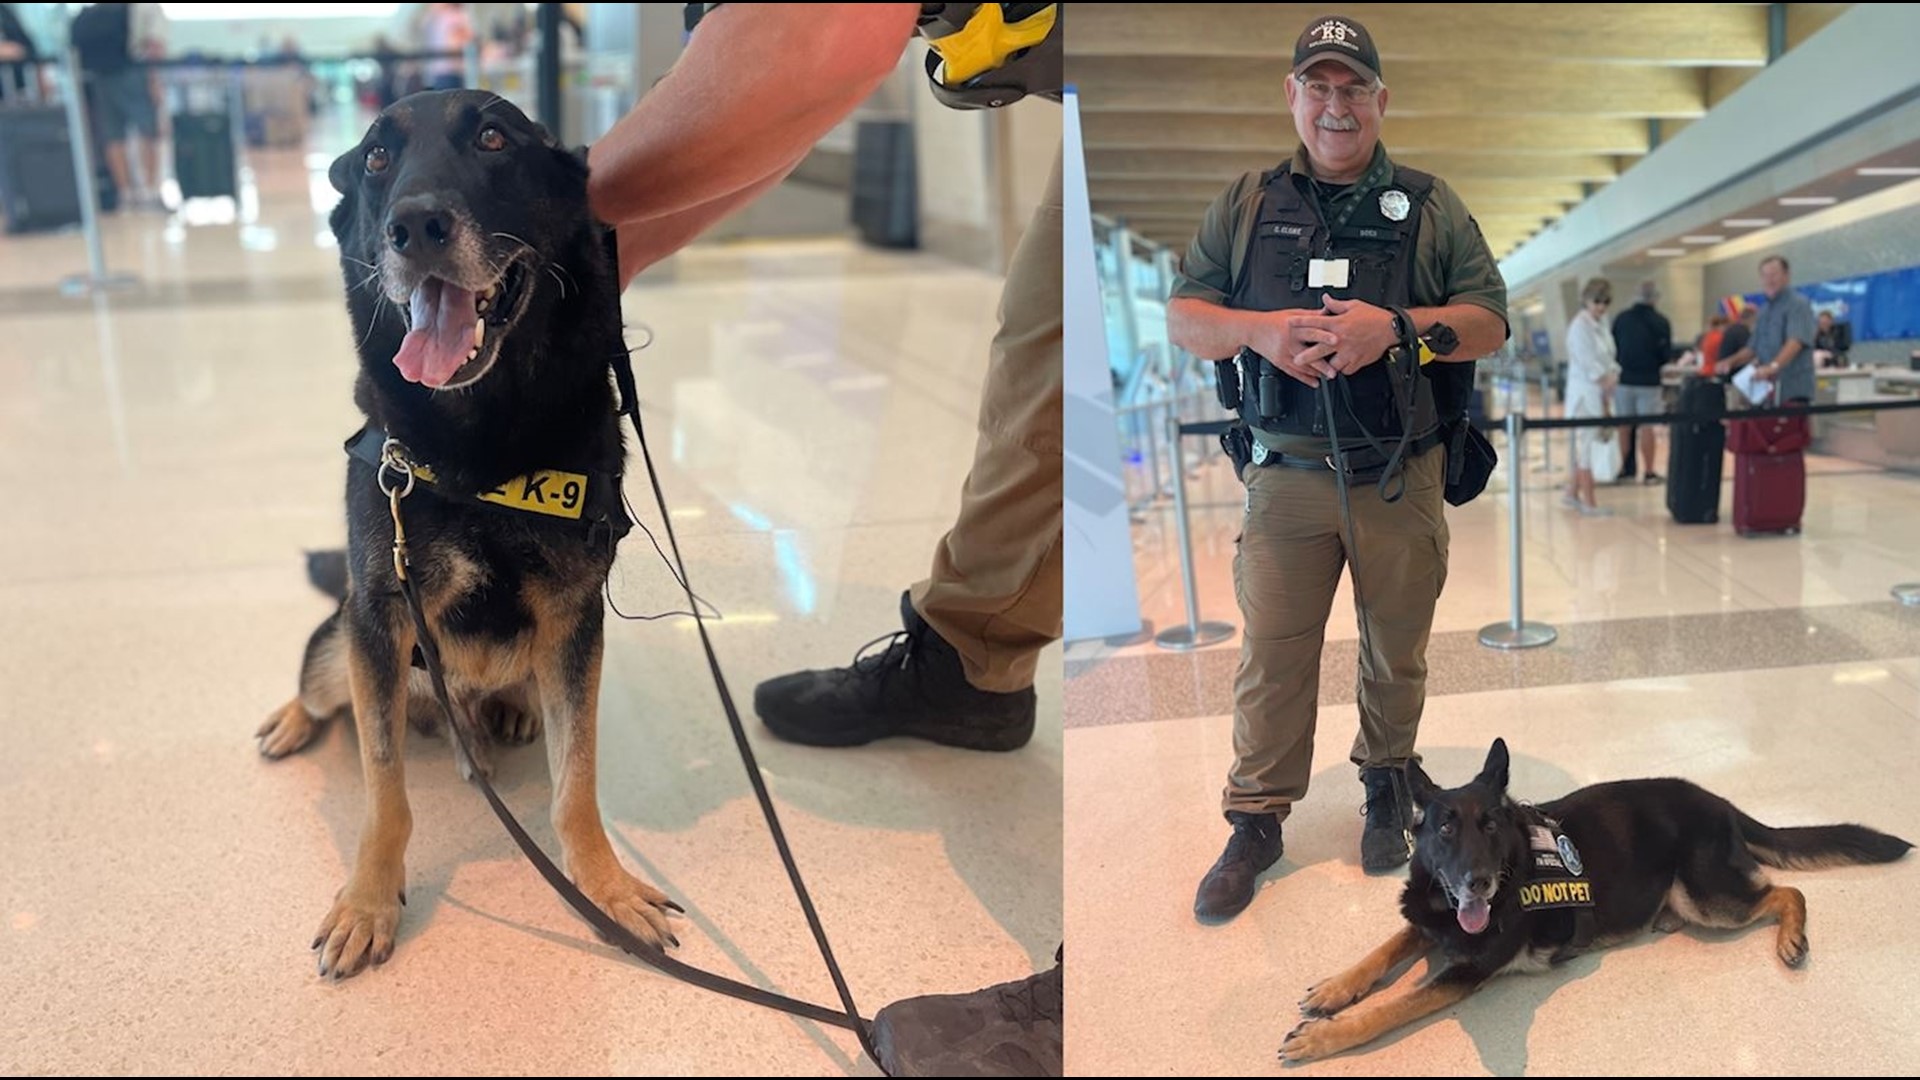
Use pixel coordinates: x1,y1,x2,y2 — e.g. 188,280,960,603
305,549,349,602
1737,811,1913,870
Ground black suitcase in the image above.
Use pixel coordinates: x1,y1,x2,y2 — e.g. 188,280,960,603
172,111,237,199
1666,374,1726,524
850,119,917,249
0,106,82,233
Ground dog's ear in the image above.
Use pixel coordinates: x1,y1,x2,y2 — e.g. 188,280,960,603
1405,760,1440,809
523,117,561,149
328,189,353,243
1475,738,1510,794
550,141,589,183
329,142,362,196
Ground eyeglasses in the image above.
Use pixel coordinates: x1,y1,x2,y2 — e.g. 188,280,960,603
1295,76,1380,106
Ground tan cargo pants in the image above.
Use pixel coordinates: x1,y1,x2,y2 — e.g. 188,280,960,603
1222,445,1449,817
910,145,1064,693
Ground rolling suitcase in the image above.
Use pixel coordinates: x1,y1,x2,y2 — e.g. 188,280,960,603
172,111,237,199
0,106,82,233
1666,375,1725,524
1732,452,1805,536
1728,394,1809,536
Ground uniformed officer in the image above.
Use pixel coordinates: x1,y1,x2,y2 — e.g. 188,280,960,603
1165,15,1510,921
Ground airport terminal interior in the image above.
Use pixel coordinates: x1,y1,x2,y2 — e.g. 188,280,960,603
1066,3,1920,1074
2,3,1060,1073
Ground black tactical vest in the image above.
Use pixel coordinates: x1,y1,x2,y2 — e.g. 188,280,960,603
1225,161,1466,440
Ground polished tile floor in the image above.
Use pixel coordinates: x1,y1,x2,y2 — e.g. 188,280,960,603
0,142,1059,1075
1065,429,1920,1075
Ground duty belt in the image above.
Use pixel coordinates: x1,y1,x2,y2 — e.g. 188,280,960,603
1250,427,1445,482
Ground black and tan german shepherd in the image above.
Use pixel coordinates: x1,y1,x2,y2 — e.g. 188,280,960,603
255,90,680,979
1280,738,1912,1062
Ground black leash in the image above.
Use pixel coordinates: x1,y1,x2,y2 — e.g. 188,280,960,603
373,387,884,1064
1319,339,1418,853
611,357,885,1064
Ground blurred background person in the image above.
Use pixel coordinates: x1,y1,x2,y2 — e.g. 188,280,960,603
71,1,167,210
417,2,471,91
1563,277,1619,515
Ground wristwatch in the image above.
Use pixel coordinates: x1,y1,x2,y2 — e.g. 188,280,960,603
1419,322,1460,363
1389,309,1459,365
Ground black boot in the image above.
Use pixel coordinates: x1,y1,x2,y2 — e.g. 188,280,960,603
1193,811,1283,921
1360,765,1415,871
753,591,1036,751
870,947,1063,1077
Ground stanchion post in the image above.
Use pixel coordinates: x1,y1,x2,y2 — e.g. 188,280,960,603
1479,411,1557,649
1145,399,1164,503
56,49,137,296
1154,414,1235,651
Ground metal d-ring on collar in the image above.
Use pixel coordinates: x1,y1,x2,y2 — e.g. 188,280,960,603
376,437,419,581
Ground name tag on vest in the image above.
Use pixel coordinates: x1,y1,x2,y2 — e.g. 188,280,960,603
1307,258,1349,289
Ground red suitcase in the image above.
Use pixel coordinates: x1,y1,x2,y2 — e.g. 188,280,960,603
1729,397,1809,537
1733,450,1805,535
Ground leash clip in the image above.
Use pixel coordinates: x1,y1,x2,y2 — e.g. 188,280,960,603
378,438,418,581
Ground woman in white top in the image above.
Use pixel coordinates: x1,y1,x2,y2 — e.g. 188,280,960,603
1563,277,1620,514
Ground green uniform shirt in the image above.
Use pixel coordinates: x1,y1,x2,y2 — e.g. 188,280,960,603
1170,143,1510,455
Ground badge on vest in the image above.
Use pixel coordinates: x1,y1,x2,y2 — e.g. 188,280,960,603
1379,190,1411,222
1307,258,1350,289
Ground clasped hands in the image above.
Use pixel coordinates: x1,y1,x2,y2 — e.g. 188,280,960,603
1249,297,1399,387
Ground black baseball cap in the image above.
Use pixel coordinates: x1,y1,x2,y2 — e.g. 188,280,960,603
1292,16,1381,82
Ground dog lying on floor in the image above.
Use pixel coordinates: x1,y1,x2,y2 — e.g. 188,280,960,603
1279,738,1912,1062
256,90,679,978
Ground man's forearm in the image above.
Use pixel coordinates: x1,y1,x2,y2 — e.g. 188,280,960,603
1167,297,1273,360
1770,339,1804,372
587,4,918,229
1407,303,1506,361
613,169,791,286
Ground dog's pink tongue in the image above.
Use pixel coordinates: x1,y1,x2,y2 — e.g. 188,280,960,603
393,278,477,388
1457,897,1491,935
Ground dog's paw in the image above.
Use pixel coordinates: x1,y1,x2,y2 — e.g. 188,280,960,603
1279,1016,1347,1064
312,878,405,980
481,697,541,745
1778,928,1809,968
576,866,682,951
1299,975,1365,1017
258,700,323,759
1652,908,1687,934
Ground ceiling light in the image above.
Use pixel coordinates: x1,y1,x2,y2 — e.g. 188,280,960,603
1721,218,1773,228
1856,167,1920,177
1647,247,1686,257
1778,196,1837,206
1680,235,1724,244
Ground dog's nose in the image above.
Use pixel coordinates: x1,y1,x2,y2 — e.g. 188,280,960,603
386,196,456,255
1469,875,1494,896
